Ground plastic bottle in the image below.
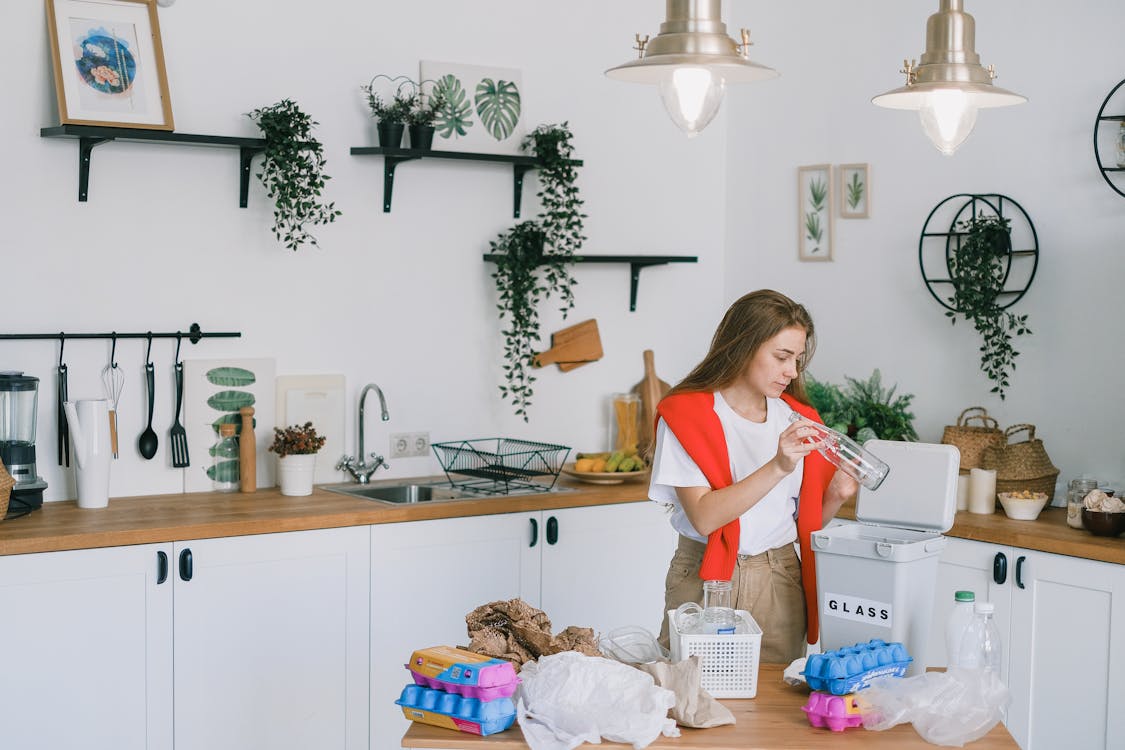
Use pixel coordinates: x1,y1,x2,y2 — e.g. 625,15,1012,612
211,423,240,492
701,579,737,634
957,601,1003,673
945,590,976,667
787,412,890,490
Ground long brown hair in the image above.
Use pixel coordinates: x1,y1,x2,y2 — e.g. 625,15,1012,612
668,289,816,404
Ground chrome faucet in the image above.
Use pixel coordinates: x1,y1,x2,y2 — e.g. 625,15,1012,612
336,383,390,483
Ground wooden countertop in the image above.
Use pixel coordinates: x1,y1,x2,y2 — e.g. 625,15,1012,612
2,478,1122,564
399,664,1019,749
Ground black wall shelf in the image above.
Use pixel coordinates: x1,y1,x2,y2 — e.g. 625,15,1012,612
350,146,582,216
482,254,698,311
1094,79,1125,198
41,125,266,206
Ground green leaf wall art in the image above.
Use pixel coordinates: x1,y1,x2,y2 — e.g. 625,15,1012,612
797,165,833,261
475,79,521,140
205,367,256,387
839,163,870,219
421,60,526,155
433,74,473,138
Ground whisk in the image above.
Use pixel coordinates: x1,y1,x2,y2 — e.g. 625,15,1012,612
101,360,125,459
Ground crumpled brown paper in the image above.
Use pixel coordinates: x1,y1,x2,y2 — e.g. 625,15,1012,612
634,655,735,728
464,598,601,668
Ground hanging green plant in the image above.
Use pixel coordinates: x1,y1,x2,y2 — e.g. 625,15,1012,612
946,214,1032,399
248,99,341,251
490,122,585,420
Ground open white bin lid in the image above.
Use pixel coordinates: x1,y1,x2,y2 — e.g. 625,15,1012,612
854,440,959,533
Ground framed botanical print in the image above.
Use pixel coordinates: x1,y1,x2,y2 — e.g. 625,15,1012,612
798,164,833,261
419,60,524,155
45,0,174,130
839,163,870,218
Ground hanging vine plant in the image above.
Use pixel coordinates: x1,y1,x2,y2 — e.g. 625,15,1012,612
490,122,586,420
946,214,1032,399
248,99,341,251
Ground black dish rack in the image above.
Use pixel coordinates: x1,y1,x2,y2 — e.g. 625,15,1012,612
431,438,571,495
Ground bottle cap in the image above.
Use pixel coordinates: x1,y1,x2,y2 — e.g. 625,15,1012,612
219,423,236,437
975,602,995,614
955,590,976,602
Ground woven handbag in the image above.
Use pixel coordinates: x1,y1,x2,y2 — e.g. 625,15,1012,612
941,407,1004,471
980,424,1060,497
0,458,14,521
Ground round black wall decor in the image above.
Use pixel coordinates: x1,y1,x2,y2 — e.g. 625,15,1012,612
1094,78,1125,198
918,193,1039,313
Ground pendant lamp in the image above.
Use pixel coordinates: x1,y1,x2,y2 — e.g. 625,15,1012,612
873,0,1025,156
605,0,777,137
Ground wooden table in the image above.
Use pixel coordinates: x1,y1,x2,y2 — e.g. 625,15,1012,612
400,664,1019,749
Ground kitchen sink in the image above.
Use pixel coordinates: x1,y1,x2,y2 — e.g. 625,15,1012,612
324,483,472,504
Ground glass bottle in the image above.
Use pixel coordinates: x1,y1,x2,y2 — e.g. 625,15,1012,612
701,579,737,634
211,423,240,492
787,412,890,491
1067,478,1098,530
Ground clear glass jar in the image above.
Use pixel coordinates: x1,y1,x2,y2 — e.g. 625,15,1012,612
608,392,640,454
1067,478,1098,529
701,580,736,634
211,423,240,492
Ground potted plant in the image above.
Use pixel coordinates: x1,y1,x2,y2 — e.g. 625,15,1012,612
247,99,341,251
405,89,446,151
490,123,585,420
269,421,327,496
806,369,918,442
362,77,415,149
946,214,1032,399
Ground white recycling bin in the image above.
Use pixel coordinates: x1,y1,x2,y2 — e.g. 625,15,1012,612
812,440,959,675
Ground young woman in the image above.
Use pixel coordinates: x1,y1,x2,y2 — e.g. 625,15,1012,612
649,289,857,663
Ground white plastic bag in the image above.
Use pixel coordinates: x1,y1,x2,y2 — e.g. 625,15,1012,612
516,651,679,750
855,668,1010,747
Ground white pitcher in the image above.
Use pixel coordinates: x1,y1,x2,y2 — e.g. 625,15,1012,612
63,399,112,509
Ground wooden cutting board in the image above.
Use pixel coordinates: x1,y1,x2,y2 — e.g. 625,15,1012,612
632,349,671,456
533,319,603,368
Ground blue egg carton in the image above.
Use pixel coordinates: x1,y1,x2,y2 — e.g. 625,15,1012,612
803,639,912,695
395,683,516,736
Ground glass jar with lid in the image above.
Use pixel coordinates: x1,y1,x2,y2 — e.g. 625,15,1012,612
1066,477,1099,529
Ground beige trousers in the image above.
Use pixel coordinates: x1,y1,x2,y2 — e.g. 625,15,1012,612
658,535,807,665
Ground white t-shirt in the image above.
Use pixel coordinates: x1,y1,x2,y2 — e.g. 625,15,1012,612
648,392,802,556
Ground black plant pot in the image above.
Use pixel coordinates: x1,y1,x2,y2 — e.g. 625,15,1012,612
376,121,404,149
408,124,435,151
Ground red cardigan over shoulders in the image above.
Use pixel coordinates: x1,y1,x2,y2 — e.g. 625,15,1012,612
656,391,834,644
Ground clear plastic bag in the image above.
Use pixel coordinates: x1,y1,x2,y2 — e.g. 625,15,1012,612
854,668,1010,747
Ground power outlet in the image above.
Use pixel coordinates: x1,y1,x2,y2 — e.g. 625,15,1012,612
390,431,430,459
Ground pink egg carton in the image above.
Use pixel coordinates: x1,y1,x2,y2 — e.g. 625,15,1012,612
801,691,864,732
407,646,520,702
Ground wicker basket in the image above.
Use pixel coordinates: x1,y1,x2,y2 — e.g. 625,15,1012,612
941,407,1004,471
0,458,14,521
980,424,1060,497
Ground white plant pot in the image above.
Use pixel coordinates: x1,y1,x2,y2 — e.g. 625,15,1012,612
278,454,317,496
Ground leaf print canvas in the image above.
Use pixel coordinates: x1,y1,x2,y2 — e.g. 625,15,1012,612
839,163,870,219
798,165,833,261
420,60,525,154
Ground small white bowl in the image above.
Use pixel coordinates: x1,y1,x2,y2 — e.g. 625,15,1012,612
998,492,1049,521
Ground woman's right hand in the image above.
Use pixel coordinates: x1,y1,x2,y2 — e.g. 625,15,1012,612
774,418,823,474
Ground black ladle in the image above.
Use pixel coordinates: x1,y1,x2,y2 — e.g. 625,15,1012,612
139,361,159,460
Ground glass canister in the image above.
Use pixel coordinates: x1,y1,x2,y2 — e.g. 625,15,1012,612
608,392,640,454
1067,478,1099,529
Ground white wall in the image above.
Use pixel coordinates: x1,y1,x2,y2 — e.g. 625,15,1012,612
724,0,1125,495
5,1,1122,503
5,1,728,501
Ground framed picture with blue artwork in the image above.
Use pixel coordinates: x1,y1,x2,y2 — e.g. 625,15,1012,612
419,60,525,155
45,0,174,130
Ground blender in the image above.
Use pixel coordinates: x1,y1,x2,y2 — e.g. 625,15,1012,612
1,372,48,518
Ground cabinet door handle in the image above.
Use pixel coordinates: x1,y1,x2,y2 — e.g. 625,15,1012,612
179,548,193,582
993,552,1007,585
1015,555,1026,589
529,518,538,548
546,516,558,545
157,550,168,584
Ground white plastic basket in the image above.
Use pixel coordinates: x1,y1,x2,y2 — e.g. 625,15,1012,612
667,609,762,698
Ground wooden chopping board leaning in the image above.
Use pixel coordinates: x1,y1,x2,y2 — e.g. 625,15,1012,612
633,349,670,458
533,319,603,370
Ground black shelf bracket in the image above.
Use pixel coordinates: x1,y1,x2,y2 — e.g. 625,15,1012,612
482,254,698,311
42,125,267,207
351,146,582,217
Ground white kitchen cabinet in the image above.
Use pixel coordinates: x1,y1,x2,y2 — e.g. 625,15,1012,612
0,543,173,750
0,526,369,750
368,500,676,750
926,536,1125,750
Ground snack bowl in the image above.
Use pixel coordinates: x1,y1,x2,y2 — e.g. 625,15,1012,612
997,491,1050,521
1081,508,1125,537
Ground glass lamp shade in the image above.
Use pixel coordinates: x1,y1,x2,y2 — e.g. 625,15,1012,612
918,89,979,155
658,67,726,137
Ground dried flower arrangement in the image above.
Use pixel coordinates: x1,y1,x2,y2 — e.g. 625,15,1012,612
269,422,327,457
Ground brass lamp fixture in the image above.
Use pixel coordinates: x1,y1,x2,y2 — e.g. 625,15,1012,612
605,0,777,137
873,0,1025,156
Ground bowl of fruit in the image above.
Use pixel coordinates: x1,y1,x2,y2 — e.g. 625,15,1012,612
997,490,1050,521
562,451,649,484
